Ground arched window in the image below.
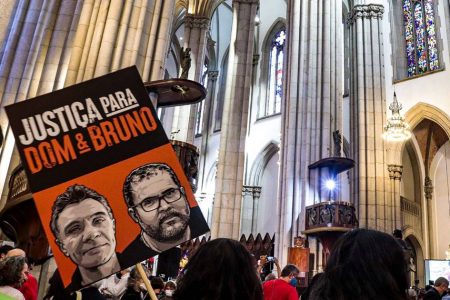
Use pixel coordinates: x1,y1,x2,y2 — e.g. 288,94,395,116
403,0,439,77
195,64,208,136
260,29,285,117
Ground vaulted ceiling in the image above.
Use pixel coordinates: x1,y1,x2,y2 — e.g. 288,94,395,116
413,119,449,173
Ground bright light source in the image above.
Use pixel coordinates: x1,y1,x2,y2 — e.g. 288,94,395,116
325,179,336,191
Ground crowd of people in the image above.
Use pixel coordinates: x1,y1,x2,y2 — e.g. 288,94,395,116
1,228,450,299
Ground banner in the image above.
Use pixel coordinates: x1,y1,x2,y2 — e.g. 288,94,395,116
5,66,209,291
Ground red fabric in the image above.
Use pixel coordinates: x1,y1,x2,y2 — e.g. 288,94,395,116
19,273,38,300
263,279,298,300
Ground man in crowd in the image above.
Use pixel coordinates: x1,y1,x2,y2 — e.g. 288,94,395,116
50,184,121,290
262,264,299,300
6,248,37,300
121,163,208,263
424,277,449,300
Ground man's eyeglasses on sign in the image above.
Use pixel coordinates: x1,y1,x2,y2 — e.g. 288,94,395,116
132,187,185,212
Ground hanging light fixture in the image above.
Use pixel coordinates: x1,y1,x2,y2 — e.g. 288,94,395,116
383,92,411,141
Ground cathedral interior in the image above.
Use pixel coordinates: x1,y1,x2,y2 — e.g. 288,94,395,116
1,0,450,295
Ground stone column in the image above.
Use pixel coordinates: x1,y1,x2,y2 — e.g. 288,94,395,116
348,4,389,230
388,164,403,231
0,0,175,204
240,185,262,236
171,14,210,143
198,70,219,191
277,0,343,263
211,0,259,239
424,176,434,256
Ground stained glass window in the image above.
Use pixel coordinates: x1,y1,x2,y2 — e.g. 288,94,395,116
403,0,439,77
261,29,285,117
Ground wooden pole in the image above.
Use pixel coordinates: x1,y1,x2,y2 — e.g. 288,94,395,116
136,263,158,300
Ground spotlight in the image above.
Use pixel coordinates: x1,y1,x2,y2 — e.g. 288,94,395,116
325,179,336,191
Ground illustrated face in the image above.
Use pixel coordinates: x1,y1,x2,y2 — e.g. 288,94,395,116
129,169,190,242
56,199,116,269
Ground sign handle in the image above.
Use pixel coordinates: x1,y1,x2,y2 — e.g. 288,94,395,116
135,263,158,300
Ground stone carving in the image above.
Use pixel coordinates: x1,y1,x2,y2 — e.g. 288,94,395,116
184,15,210,29
333,130,342,157
424,176,433,199
348,4,384,25
180,47,192,79
388,165,403,180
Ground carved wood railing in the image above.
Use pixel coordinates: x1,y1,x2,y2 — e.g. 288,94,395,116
305,201,358,232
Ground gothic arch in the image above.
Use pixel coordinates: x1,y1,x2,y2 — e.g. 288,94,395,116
247,141,280,186
403,229,425,285
390,102,450,163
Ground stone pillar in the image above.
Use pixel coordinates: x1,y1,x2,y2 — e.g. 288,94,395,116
198,70,219,191
348,4,389,230
211,0,259,239
241,186,262,236
171,14,210,143
388,164,403,231
277,0,343,263
0,0,175,204
424,176,434,256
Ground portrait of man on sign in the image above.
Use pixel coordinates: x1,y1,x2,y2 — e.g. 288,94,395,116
121,163,207,261
50,184,122,290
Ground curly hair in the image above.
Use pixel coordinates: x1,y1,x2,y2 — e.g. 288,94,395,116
0,256,27,286
309,228,408,300
174,238,263,300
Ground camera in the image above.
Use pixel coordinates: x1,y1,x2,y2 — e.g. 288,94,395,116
267,256,274,262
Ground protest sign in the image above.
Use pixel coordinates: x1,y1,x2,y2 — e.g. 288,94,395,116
5,66,209,291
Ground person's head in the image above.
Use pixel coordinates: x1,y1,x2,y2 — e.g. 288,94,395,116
6,248,26,258
165,281,176,297
50,184,116,269
127,265,149,292
151,276,164,294
123,163,190,243
309,228,408,300
434,277,449,295
264,273,276,282
174,238,263,300
280,264,300,286
0,256,28,288
0,245,13,260
393,229,403,239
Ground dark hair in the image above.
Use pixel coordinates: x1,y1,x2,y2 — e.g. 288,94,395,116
123,163,181,207
50,184,114,238
165,281,177,290
280,264,299,277
0,245,13,256
151,276,165,290
128,265,150,292
435,277,449,287
393,229,403,239
0,256,26,286
174,238,263,300
309,228,408,300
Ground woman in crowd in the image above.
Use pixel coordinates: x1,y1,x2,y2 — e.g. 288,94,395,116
308,228,409,300
0,256,28,300
174,238,263,300
161,281,176,300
